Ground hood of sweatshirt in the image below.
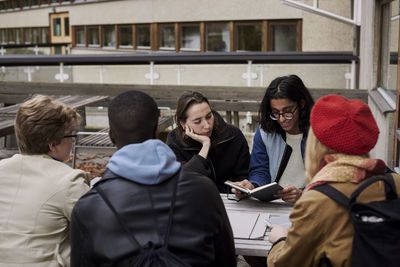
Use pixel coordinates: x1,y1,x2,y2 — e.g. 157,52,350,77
106,139,181,185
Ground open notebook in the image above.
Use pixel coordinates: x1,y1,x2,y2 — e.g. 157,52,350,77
227,210,270,239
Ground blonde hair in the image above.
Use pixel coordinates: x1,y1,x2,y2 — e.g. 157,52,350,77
305,128,370,184
305,128,335,184
15,95,81,154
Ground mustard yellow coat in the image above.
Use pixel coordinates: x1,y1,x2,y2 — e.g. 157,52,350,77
0,154,90,267
267,172,400,267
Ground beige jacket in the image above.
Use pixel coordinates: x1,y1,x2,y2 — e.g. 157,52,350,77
0,154,90,267
267,154,400,267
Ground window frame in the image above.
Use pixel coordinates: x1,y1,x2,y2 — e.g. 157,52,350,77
136,24,151,50
179,22,202,52
267,19,302,52
117,24,134,49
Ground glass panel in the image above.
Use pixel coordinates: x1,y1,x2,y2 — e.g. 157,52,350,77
8,29,15,43
51,0,59,3
75,27,85,45
32,28,39,43
7,0,13,9
236,24,262,51
118,26,132,47
0,2,6,10
87,27,99,46
15,29,21,44
23,0,30,7
54,46,62,54
180,25,200,50
0,30,6,44
64,17,70,36
40,0,48,5
269,24,297,51
53,18,61,36
159,25,175,49
41,28,49,43
31,0,39,5
137,26,150,48
102,25,115,48
206,23,229,52
24,28,31,43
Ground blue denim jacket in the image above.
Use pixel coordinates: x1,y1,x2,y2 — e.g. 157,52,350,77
248,126,307,186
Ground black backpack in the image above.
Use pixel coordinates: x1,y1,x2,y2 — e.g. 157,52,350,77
95,171,189,267
312,173,400,267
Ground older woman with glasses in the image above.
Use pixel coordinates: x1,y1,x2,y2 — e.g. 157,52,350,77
233,75,314,203
0,95,90,266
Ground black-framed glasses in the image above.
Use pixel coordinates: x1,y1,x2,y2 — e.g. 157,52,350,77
269,106,298,121
63,134,78,139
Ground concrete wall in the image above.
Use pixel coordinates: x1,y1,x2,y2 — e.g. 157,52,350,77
369,95,396,167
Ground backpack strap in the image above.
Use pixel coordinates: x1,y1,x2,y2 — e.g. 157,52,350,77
96,183,142,249
311,184,349,207
163,171,180,247
349,173,398,205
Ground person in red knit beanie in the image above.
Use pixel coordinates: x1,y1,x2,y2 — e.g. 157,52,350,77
266,94,400,267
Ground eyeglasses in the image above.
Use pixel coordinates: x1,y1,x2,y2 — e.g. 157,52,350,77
269,106,298,120
63,134,78,139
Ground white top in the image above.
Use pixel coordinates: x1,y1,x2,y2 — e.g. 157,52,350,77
278,132,306,189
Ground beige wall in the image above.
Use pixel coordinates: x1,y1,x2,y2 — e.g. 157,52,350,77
0,0,356,52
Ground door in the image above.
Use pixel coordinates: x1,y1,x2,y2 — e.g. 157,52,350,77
50,12,71,54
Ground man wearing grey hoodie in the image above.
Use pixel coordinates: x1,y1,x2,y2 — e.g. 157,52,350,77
70,90,236,267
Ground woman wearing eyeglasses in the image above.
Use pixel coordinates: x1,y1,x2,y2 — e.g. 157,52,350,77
233,75,314,203
0,95,89,266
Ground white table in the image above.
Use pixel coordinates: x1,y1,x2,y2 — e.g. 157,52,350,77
221,194,293,257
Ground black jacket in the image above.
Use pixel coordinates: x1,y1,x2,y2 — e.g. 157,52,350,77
166,111,250,192
70,167,236,267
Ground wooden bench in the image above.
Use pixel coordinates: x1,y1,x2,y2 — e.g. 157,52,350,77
0,95,109,138
0,81,369,127
71,114,174,168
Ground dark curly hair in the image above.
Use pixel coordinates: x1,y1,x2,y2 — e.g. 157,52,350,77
259,75,314,135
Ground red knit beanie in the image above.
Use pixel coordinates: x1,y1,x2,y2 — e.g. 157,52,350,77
310,94,379,155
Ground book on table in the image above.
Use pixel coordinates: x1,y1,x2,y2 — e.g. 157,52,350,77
224,180,283,202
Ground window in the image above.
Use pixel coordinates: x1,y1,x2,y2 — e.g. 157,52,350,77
23,0,30,7
268,21,298,51
15,28,21,44
40,0,49,5
159,24,175,50
8,28,15,44
180,24,200,51
75,26,85,46
87,26,99,46
31,0,39,6
118,25,132,48
51,0,59,4
24,28,31,43
0,2,6,10
206,22,229,52
53,18,61,36
102,25,115,48
136,25,150,48
41,27,49,43
0,29,6,44
64,17,70,36
236,23,262,51
32,28,39,43
6,0,13,9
